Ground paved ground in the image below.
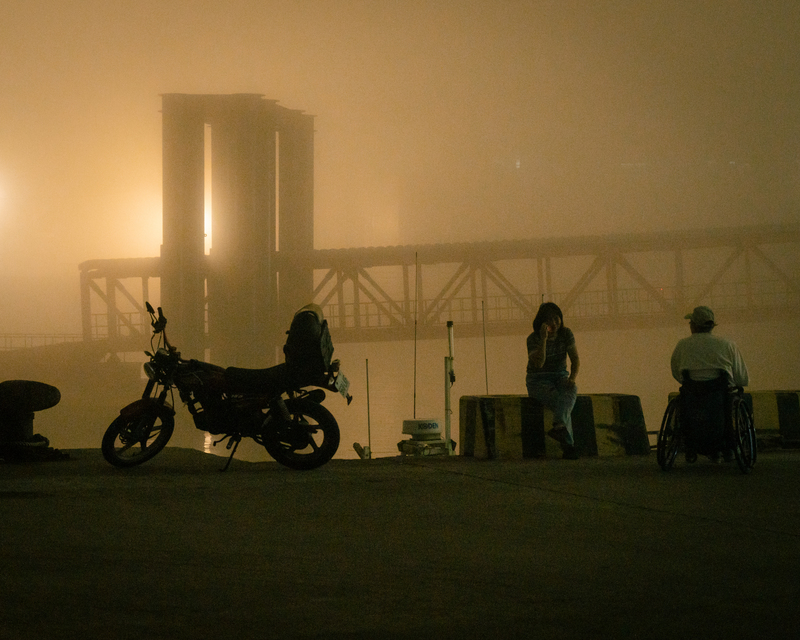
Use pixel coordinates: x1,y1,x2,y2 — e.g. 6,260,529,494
2,448,799,640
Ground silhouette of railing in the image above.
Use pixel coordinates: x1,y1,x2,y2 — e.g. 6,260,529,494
300,223,800,340
67,222,800,349
0,334,83,351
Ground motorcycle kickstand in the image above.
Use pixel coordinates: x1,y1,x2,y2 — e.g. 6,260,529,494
220,435,241,472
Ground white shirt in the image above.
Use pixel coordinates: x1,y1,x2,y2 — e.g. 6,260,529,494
670,331,749,386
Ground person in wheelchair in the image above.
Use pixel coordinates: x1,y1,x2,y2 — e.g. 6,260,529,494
670,306,749,463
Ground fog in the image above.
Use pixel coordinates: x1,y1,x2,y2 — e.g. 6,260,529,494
1,1,799,455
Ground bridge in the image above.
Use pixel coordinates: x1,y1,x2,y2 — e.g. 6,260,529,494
52,222,798,357
5,96,799,360
292,222,800,341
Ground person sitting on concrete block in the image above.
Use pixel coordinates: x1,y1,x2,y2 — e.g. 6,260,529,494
526,302,581,460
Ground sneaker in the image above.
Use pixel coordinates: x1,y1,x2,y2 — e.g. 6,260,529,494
562,446,579,460
547,426,570,446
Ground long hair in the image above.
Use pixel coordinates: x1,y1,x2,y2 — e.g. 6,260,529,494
532,302,565,337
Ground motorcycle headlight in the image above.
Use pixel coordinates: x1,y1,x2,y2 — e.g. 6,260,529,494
143,362,158,380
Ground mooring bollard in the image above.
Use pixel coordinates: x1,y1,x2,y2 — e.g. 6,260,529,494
0,380,65,460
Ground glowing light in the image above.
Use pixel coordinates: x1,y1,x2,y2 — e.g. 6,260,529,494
204,125,212,255
204,205,212,254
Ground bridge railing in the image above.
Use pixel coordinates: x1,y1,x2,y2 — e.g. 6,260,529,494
0,334,83,351
76,276,799,342
61,222,800,347
321,277,799,339
85,312,150,341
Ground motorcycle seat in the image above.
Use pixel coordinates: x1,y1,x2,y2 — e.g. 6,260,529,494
225,363,288,396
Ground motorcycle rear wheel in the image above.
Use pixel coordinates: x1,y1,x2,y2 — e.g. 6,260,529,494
262,398,340,470
101,405,175,468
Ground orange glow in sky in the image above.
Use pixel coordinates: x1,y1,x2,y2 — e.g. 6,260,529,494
0,0,797,328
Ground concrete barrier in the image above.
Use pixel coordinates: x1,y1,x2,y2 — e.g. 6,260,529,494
666,390,800,449
748,391,800,447
459,394,650,459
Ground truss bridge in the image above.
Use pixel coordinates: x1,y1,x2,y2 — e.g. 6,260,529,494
7,96,800,363
76,223,800,353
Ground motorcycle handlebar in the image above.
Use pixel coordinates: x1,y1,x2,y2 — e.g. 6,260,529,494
145,302,171,351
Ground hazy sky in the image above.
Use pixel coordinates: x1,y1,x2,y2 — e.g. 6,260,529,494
1,1,799,330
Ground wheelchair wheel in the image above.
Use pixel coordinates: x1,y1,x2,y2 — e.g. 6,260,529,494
657,397,681,471
731,395,756,474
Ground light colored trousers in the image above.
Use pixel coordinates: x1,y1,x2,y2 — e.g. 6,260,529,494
526,372,578,446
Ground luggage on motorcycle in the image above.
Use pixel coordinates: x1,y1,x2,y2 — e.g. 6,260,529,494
283,304,334,387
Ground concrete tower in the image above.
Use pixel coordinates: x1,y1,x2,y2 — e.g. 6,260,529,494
160,93,314,366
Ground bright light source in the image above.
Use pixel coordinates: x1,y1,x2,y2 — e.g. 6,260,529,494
204,125,212,255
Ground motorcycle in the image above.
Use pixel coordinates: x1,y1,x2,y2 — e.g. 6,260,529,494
101,302,351,471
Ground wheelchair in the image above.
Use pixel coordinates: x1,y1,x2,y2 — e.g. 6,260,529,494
657,370,756,474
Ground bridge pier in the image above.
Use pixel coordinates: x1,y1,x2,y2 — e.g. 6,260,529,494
159,94,316,366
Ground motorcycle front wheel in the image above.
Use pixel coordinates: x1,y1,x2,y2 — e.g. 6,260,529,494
261,398,340,470
101,404,175,468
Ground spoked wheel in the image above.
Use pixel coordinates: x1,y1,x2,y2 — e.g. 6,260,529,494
101,405,175,468
657,397,681,471
731,396,757,474
261,398,340,470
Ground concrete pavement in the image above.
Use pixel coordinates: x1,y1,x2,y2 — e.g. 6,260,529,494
2,448,799,639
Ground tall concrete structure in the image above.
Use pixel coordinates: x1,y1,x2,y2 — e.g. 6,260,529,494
160,94,314,366
73,97,800,356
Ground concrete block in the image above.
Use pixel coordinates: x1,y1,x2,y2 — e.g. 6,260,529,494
459,394,649,459
665,390,800,448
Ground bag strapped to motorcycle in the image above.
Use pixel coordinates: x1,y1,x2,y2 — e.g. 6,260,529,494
283,304,334,388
